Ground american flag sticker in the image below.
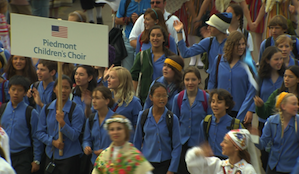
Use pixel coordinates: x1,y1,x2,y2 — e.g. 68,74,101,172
51,25,68,38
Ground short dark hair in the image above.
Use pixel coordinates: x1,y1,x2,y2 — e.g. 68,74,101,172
93,86,115,108
209,89,235,113
150,82,167,96
183,66,201,81
54,75,73,89
268,15,288,30
39,60,57,74
8,75,30,92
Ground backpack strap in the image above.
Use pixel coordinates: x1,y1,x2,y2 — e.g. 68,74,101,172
51,92,57,102
228,118,244,130
166,110,173,149
215,54,222,88
243,29,249,41
166,14,172,22
68,102,76,123
203,115,212,141
201,90,208,113
177,90,185,113
124,0,131,17
25,106,34,144
0,102,7,120
88,113,96,131
291,35,299,59
265,37,272,49
1,79,7,103
141,108,150,139
45,103,51,117
207,37,213,55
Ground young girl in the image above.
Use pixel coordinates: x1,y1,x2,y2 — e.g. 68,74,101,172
172,66,212,174
82,86,115,172
253,92,299,174
68,11,87,22
131,25,176,104
136,8,177,54
134,83,181,174
186,129,260,174
208,31,256,123
275,34,299,67
0,0,10,52
143,55,184,110
226,4,254,60
36,75,84,174
198,89,243,160
107,66,142,130
255,65,299,120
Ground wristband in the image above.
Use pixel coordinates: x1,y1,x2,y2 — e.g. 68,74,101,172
34,160,40,165
177,29,183,33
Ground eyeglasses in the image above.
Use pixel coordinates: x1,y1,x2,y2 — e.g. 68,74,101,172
150,1,161,4
153,95,168,99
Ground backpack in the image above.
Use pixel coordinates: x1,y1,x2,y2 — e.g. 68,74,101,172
265,35,299,59
177,90,208,114
140,108,173,148
203,114,243,140
0,103,34,142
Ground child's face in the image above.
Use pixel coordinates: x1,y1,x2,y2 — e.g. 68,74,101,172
184,72,200,92
269,25,286,39
53,79,72,101
284,69,299,89
281,95,298,116
12,56,26,71
8,85,26,104
211,94,228,117
233,38,246,57
207,25,222,36
226,7,239,24
163,63,175,81
277,41,292,59
75,67,91,87
92,91,109,111
107,71,119,90
149,86,168,108
37,64,53,82
268,52,283,71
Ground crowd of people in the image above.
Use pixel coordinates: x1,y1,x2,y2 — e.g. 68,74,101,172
0,0,299,174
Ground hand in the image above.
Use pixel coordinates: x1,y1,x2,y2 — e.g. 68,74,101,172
32,88,43,107
289,5,295,14
200,142,214,157
83,90,92,106
94,149,103,156
84,146,92,155
52,139,64,149
56,110,65,127
244,111,253,124
104,64,115,80
31,161,40,173
27,89,33,98
166,171,174,174
253,96,264,107
173,20,184,32
131,13,139,23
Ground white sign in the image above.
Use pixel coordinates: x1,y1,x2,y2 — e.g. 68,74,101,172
11,13,108,67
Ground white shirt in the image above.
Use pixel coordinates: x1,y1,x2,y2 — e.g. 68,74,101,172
226,28,254,52
185,147,257,174
0,158,15,174
129,10,186,43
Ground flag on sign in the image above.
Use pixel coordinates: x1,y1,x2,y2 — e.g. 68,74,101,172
51,25,68,38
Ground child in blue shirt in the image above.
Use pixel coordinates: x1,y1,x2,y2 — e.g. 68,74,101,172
198,89,243,159
27,60,57,113
134,82,181,174
275,34,299,67
82,86,115,171
0,75,43,174
36,75,84,174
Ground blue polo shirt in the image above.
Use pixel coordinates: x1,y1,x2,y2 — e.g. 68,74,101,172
36,99,84,160
133,107,181,173
1,100,43,161
82,109,114,164
116,0,150,39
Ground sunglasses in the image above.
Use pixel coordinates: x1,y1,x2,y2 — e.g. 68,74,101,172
150,1,161,4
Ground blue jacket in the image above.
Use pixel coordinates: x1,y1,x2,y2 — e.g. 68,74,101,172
256,114,299,172
36,99,85,160
133,107,182,173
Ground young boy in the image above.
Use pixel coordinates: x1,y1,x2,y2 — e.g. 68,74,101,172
28,60,57,112
259,15,299,62
0,75,43,174
198,89,243,160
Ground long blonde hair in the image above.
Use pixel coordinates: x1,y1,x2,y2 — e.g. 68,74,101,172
110,67,134,107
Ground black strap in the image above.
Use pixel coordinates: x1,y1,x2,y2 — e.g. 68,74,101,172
25,106,34,144
207,37,213,55
243,29,249,41
124,0,131,18
88,113,96,131
0,103,7,120
265,37,272,49
291,35,299,59
166,14,172,22
215,54,222,88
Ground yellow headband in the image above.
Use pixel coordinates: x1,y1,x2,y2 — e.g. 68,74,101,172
164,58,182,72
275,92,289,108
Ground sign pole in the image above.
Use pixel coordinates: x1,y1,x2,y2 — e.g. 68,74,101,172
58,61,63,156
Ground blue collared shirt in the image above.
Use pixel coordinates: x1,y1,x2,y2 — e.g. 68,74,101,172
291,157,299,174
178,37,227,73
172,89,212,146
36,99,84,160
143,76,179,111
208,56,255,121
1,100,43,161
199,114,242,158
150,49,167,81
82,109,114,164
35,81,55,113
133,107,181,172
256,114,299,172
136,34,177,54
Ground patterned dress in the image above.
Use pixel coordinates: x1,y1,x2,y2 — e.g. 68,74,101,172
246,0,264,33
0,14,10,52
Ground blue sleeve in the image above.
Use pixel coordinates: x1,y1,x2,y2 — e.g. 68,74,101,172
198,120,206,145
171,94,180,119
236,79,255,121
82,119,92,150
60,107,84,141
169,36,177,54
133,111,143,150
259,40,266,62
135,34,141,53
143,80,155,110
168,114,182,172
116,0,127,18
31,109,44,162
36,106,53,146
207,56,218,89
177,37,209,58
255,118,273,150
291,157,299,174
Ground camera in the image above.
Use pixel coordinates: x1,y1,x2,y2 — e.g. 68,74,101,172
45,162,56,173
